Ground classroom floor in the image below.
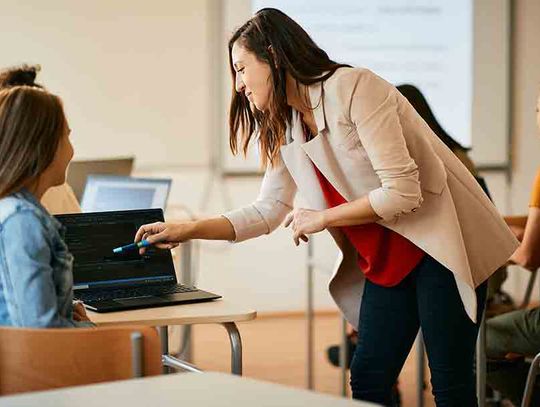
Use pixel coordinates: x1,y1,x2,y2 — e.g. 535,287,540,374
180,312,436,407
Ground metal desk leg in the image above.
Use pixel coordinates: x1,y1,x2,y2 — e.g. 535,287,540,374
306,239,314,390
178,242,194,362
416,331,425,407
223,322,243,375
476,313,487,407
339,317,349,396
158,326,170,374
162,354,204,373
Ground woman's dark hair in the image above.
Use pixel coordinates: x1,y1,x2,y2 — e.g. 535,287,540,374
228,8,350,168
0,65,66,198
397,84,469,152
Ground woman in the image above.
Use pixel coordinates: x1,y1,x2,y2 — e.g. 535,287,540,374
136,9,517,406
0,65,92,327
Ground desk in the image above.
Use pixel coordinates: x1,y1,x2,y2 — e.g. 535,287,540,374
88,299,256,375
0,372,379,407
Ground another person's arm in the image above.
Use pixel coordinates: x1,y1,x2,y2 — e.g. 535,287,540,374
0,211,89,327
136,216,236,249
509,207,540,271
136,160,297,247
509,169,540,270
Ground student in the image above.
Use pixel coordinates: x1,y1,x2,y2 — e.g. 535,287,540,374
486,91,540,406
136,9,517,406
0,65,92,327
0,65,81,215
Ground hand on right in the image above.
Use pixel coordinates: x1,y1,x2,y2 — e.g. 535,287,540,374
134,221,193,253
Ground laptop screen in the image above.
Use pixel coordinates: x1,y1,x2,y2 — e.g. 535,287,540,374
66,158,134,201
55,209,176,290
81,176,171,213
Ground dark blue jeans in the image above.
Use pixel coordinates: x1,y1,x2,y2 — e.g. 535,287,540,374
350,254,487,407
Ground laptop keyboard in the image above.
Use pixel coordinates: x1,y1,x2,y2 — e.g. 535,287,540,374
75,284,198,302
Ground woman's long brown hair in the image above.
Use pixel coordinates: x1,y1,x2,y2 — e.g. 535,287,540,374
228,8,350,168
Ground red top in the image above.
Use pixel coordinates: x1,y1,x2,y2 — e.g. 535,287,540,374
312,161,424,287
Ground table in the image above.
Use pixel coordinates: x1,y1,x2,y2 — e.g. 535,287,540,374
87,299,256,375
0,372,380,407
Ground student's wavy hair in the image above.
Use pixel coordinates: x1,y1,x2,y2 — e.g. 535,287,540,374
228,8,350,168
0,65,66,198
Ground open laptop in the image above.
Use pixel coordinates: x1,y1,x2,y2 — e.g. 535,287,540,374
67,157,135,202
55,209,221,312
81,175,171,213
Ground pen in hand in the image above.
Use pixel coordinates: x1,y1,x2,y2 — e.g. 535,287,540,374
113,239,151,254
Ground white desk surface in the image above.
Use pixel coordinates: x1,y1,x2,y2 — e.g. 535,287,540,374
0,372,379,407
87,299,256,326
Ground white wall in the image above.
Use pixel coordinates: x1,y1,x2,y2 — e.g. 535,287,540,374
0,0,212,168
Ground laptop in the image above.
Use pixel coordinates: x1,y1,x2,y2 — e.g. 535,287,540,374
67,157,135,201
81,175,172,213
55,209,221,312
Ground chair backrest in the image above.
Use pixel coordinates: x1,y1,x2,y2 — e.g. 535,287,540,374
0,325,161,396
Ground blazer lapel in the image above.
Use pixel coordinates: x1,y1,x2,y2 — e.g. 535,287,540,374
280,112,327,210
300,83,355,202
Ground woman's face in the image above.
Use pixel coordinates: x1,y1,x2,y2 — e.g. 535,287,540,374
43,118,74,187
231,41,273,111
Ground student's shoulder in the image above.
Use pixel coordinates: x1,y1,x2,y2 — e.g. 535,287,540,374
0,195,46,230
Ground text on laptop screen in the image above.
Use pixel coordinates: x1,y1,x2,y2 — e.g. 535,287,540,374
56,209,176,289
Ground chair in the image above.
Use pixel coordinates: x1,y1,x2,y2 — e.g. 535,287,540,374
518,269,540,407
0,325,161,396
522,352,540,407
485,268,540,407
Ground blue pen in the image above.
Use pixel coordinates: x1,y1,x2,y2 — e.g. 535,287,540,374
113,239,151,254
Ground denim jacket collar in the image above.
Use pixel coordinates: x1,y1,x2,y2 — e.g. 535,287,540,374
14,188,63,231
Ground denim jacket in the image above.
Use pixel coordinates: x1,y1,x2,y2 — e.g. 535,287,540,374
0,189,93,327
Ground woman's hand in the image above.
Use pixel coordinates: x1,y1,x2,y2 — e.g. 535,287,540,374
284,208,327,246
135,222,193,252
73,301,91,322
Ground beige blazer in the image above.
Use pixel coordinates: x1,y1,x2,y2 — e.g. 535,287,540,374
224,67,518,328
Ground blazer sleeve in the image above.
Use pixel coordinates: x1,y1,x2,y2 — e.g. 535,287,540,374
222,157,297,242
345,70,422,222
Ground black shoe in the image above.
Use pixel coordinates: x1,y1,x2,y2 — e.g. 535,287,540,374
326,338,356,368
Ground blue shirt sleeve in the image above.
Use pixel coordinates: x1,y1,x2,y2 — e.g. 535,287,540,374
0,210,80,327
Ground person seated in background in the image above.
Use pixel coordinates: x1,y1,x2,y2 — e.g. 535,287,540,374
486,91,540,407
0,64,92,327
0,65,81,215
